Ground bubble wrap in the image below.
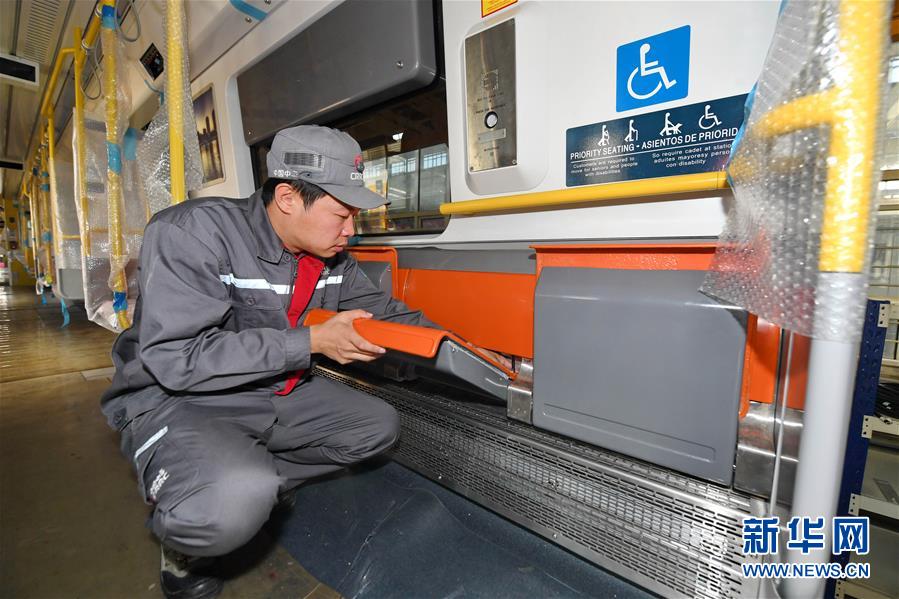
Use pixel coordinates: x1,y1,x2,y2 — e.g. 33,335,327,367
72,113,147,332
50,156,82,269
701,0,890,341
137,0,203,213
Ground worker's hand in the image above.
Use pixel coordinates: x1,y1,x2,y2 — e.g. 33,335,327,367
473,346,513,371
309,310,386,364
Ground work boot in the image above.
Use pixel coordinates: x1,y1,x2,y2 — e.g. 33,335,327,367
159,545,223,599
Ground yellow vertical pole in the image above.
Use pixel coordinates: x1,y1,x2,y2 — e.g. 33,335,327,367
101,0,130,329
28,174,40,278
73,27,91,257
39,141,53,284
47,114,63,260
819,0,885,273
166,0,186,204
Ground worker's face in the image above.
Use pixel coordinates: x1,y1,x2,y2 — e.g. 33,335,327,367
291,192,358,258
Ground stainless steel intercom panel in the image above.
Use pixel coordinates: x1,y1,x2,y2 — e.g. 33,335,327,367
464,19,517,172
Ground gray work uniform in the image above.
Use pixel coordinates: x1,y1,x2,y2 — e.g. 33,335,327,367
101,190,434,557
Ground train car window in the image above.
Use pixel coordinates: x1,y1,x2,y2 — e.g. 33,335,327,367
250,82,450,236
333,83,450,235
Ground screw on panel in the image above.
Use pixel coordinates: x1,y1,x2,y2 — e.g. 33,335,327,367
245,17,252,23
512,159,517,165
396,60,404,68
878,303,889,328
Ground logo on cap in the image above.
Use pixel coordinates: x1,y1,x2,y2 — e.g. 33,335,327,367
354,155,365,173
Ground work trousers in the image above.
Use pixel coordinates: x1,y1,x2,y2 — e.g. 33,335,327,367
119,375,400,557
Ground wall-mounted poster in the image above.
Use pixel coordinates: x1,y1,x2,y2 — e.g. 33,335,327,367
193,85,225,186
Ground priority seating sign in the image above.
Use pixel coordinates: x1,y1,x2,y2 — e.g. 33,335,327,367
617,26,691,112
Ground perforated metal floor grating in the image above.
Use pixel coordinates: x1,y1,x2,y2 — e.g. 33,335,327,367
316,366,758,599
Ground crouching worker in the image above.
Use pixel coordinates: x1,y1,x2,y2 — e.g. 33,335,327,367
101,125,438,598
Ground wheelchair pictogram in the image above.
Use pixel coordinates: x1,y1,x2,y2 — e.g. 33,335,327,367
698,104,721,130
627,43,678,101
616,26,690,112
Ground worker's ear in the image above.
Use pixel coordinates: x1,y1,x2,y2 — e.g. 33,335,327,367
273,183,299,215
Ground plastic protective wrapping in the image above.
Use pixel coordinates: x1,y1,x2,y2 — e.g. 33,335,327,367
49,134,82,271
701,0,890,341
72,112,144,331
137,0,203,213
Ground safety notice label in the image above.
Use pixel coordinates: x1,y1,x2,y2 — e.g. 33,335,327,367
566,94,747,187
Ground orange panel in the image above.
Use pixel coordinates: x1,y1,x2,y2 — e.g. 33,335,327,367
744,318,781,411
738,315,758,418
349,247,399,297
741,318,809,414
304,308,515,377
786,335,809,411
533,243,717,274
304,308,446,357
400,269,536,359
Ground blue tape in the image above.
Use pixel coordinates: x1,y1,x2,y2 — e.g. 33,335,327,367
106,142,122,174
41,171,49,177
60,298,71,328
101,4,116,28
113,291,128,313
229,0,268,22
123,128,139,160
40,184,50,191
41,232,52,243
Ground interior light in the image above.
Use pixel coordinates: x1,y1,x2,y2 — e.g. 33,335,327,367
392,132,404,141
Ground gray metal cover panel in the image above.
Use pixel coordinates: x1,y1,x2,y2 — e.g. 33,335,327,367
237,0,437,145
533,268,746,484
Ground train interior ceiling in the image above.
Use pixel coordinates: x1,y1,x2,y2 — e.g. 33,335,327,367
1,1,899,598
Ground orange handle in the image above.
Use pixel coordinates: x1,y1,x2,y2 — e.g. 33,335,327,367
303,309,516,378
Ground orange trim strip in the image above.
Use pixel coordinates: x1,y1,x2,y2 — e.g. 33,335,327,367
532,244,717,274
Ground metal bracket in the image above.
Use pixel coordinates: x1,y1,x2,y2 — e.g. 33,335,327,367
506,359,533,424
861,415,899,439
878,302,889,328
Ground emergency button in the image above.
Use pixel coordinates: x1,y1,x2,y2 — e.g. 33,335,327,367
484,111,499,129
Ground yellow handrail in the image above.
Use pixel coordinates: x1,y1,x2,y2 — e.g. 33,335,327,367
47,112,63,259
439,171,729,216
101,0,131,329
73,26,91,255
39,141,53,283
39,49,74,119
167,0,186,204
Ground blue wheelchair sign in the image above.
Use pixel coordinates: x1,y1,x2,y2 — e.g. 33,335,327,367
617,26,691,112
